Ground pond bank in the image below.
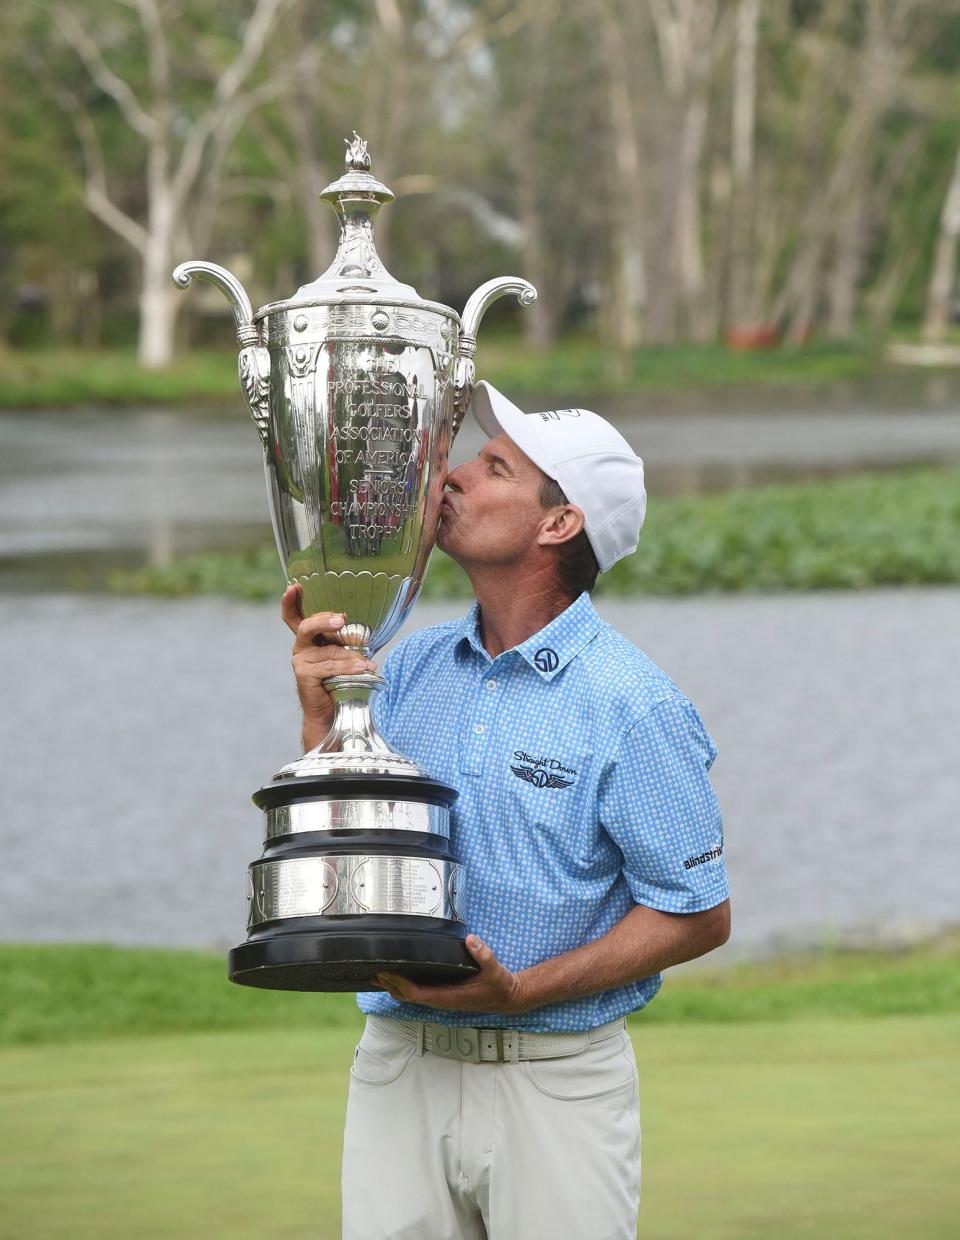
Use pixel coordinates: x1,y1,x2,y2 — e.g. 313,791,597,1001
3,399,960,594
0,339,908,408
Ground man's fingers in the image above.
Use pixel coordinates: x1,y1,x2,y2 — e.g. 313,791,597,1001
291,611,348,652
279,584,304,634
465,935,491,964
294,647,374,678
376,972,412,1000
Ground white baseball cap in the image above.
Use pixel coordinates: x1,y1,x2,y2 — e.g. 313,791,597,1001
469,381,647,573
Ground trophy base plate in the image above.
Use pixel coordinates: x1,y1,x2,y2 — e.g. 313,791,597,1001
228,923,478,992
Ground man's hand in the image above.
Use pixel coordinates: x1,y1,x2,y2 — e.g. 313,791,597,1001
377,900,731,1018
376,935,530,1015
280,584,377,750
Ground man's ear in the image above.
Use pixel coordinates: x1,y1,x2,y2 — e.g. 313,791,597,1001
537,504,585,548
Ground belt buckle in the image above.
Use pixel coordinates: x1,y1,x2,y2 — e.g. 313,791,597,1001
428,1023,482,1063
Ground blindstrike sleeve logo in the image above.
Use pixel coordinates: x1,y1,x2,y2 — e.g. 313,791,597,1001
683,842,724,869
510,750,577,790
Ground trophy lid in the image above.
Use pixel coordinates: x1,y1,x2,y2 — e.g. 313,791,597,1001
291,131,418,302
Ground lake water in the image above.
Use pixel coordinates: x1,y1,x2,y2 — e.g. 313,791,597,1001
3,372,960,591
1,377,958,960
1,590,957,962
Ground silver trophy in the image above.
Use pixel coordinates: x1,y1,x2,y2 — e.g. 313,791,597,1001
174,133,535,991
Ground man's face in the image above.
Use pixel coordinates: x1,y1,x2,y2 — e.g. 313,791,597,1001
437,432,550,570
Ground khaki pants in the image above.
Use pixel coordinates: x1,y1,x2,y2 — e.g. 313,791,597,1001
341,1015,641,1240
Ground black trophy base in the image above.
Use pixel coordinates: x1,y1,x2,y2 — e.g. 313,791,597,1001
229,919,477,992
234,771,479,993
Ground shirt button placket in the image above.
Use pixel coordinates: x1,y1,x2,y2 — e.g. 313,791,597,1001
461,666,505,775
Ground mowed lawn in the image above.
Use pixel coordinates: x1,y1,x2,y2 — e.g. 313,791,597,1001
2,1014,957,1239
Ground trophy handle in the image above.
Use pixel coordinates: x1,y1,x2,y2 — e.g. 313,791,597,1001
172,261,270,444
453,277,537,439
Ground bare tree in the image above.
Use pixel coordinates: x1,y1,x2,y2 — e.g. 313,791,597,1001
54,0,293,367
767,1,931,342
594,0,648,352
645,0,728,342
923,140,960,341
727,0,760,330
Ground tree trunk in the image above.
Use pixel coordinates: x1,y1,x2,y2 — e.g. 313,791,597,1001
596,0,647,351
825,192,865,340
517,152,556,350
676,90,709,339
646,0,721,343
56,0,290,367
139,229,179,368
923,142,960,342
728,0,759,329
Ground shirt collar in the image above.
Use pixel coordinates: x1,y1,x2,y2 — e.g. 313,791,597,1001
454,592,603,681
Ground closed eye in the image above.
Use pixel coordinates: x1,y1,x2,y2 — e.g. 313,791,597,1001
482,451,512,477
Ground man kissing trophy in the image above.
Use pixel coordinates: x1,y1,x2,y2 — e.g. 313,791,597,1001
174,133,536,991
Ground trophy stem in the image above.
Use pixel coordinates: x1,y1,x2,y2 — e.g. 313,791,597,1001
312,673,393,758
276,672,423,779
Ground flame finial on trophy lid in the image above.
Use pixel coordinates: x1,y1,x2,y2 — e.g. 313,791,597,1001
294,130,415,298
344,130,371,172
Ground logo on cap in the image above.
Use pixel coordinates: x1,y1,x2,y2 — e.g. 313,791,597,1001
535,409,581,423
533,647,559,673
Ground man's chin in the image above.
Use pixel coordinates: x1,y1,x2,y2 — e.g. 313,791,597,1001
436,525,465,566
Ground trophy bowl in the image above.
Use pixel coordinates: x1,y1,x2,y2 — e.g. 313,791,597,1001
173,133,536,991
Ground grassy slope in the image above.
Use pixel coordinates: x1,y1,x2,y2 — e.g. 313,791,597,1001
1,1017,957,1239
2,940,959,1047
0,339,887,409
109,466,960,601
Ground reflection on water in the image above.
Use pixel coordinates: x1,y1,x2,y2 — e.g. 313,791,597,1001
2,373,960,592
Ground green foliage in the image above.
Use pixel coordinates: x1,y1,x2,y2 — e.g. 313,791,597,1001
601,465,960,595
3,0,960,351
2,938,958,1047
477,335,882,394
108,467,960,602
0,349,239,407
0,338,889,408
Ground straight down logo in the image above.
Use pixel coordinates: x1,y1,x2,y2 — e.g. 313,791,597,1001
510,764,574,789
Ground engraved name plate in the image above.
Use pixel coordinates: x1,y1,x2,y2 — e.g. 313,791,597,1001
351,857,443,915
250,858,339,926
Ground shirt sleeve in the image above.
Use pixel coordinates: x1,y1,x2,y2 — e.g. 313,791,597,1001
598,693,729,914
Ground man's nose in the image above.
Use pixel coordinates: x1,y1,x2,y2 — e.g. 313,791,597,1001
445,462,466,491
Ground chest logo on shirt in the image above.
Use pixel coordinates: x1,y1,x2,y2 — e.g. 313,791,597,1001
510,750,577,790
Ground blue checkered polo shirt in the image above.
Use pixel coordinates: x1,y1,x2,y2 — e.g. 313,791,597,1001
359,591,729,1032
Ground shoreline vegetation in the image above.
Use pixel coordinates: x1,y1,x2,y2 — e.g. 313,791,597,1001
0,336,934,409
109,466,960,600
2,934,958,1047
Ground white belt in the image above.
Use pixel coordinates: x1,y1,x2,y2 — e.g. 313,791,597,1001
368,1014,626,1064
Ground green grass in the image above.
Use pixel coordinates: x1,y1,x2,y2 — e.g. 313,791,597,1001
0,348,240,409
108,465,960,601
1,1017,957,1238
2,938,958,1048
0,336,890,409
478,332,884,395
2,943,958,1236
